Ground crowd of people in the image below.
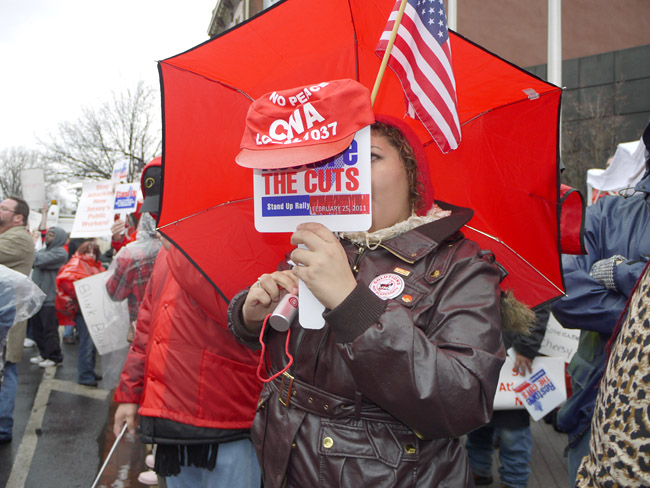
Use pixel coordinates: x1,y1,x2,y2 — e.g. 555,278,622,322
0,79,648,488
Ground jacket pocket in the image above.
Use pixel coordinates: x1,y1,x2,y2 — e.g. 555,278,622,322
197,351,259,425
317,420,419,487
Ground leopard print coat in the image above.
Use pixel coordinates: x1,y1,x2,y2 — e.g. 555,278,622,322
576,263,650,487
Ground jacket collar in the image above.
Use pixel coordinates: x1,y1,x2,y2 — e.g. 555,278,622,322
379,201,474,263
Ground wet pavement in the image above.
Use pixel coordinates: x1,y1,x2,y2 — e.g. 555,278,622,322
1,332,571,488
0,336,149,488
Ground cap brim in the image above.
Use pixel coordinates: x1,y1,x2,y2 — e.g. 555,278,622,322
235,135,355,170
140,194,160,214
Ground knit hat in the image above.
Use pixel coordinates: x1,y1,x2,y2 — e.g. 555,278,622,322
373,114,434,216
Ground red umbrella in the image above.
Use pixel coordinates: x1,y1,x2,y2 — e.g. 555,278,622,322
157,0,565,308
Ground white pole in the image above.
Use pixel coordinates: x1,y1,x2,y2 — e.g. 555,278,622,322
447,0,457,31
547,0,562,86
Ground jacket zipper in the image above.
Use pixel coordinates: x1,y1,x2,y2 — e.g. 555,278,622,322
352,245,366,275
378,243,416,264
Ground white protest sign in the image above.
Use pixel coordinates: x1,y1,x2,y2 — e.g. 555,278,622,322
539,313,579,363
253,127,371,329
20,168,45,210
74,272,130,355
112,160,128,184
513,356,567,421
113,183,139,218
70,181,114,238
253,126,371,232
28,211,42,234
493,354,566,417
493,356,527,410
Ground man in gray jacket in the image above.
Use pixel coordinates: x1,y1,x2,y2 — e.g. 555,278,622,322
29,226,67,368
0,196,35,443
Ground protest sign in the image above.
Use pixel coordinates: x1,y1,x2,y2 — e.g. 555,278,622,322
539,313,579,363
253,127,371,233
28,211,42,234
20,168,45,210
513,356,567,421
112,160,128,183
70,181,114,238
113,183,139,218
493,354,566,419
74,271,130,355
493,356,526,410
253,127,372,329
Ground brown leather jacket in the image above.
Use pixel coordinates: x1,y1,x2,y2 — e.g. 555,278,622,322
229,202,505,487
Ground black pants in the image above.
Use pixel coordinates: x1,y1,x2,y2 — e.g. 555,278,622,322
29,305,63,363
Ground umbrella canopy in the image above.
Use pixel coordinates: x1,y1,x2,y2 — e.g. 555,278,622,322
157,0,564,308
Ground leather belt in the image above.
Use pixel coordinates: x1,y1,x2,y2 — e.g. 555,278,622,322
271,371,398,423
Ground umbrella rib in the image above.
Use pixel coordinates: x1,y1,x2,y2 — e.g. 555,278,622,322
157,197,254,229
465,225,566,296
161,62,256,102
459,88,561,128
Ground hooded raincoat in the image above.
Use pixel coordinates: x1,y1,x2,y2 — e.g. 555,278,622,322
32,226,68,306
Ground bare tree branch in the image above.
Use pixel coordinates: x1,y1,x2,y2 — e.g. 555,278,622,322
40,81,161,182
0,147,53,199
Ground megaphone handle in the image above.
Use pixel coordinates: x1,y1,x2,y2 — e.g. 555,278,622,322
295,243,325,329
298,279,325,329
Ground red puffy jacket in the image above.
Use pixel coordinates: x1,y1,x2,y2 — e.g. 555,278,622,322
55,253,104,326
114,246,262,432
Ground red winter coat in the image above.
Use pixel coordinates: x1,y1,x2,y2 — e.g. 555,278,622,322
55,253,104,326
114,246,262,435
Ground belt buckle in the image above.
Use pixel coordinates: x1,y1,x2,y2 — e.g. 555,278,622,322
279,371,294,407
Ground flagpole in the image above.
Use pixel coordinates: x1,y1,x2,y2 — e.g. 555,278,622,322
371,0,409,105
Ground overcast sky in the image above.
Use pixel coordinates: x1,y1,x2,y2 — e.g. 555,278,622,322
0,0,217,151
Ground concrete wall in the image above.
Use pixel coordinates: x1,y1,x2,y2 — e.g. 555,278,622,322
527,44,650,189
456,0,650,67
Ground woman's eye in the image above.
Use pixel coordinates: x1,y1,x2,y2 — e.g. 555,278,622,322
371,152,380,162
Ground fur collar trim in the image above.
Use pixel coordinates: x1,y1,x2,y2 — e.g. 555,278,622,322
338,204,451,249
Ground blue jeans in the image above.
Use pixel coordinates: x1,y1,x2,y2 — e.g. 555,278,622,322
568,430,591,487
165,438,260,488
75,313,96,384
466,424,532,488
0,361,17,440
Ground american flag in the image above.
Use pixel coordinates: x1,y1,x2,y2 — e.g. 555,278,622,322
376,0,461,152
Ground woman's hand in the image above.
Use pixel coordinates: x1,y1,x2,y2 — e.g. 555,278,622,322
242,270,298,333
290,223,357,310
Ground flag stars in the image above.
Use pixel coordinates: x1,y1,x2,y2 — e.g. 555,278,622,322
439,8,444,16
429,7,435,13
438,30,444,38
429,18,435,25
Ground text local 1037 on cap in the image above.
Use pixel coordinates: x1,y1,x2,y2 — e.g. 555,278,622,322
235,79,375,170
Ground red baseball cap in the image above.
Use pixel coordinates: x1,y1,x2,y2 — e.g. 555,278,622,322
236,79,375,169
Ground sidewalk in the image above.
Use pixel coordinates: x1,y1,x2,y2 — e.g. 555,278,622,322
1,335,571,487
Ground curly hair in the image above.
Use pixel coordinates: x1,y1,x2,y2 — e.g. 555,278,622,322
370,122,424,212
